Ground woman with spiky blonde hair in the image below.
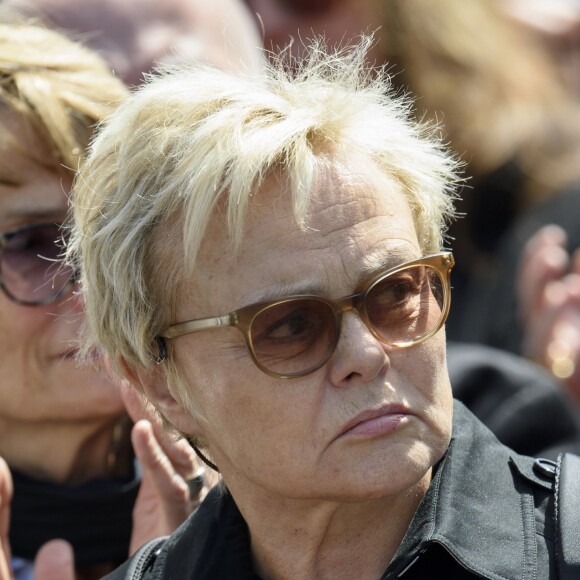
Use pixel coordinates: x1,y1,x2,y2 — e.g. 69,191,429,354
69,39,575,579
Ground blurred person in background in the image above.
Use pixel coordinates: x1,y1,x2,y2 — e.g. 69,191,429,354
0,22,210,580
0,0,263,86
503,0,580,98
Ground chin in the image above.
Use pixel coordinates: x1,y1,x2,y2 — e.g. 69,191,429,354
343,440,447,500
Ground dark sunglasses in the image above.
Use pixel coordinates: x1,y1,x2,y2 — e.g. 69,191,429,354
159,252,454,379
0,222,75,306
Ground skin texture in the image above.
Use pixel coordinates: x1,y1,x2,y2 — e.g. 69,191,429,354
134,157,453,578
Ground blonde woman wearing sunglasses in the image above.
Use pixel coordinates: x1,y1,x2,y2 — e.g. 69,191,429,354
0,23,213,580
69,39,578,579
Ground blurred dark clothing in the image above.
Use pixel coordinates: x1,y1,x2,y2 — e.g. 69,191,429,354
10,466,139,567
448,342,580,458
445,161,526,341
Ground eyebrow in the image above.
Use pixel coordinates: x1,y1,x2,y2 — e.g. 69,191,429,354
243,280,326,306
237,249,421,307
360,247,421,276
0,209,68,232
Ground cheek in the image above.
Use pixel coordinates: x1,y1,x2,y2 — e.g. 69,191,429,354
398,338,453,432
178,343,316,469
405,334,450,393
421,356,453,452
0,299,47,351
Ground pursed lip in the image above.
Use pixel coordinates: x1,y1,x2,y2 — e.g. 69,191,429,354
335,403,412,440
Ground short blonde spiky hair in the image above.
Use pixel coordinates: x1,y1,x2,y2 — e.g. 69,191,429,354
68,38,460,377
0,22,128,169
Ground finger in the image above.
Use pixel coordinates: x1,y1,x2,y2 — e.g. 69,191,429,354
0,457,13,579
132,420,191,504
0,547,9,580
523,224,567,255
0,457,13,528
121,386,178,450
123,387,202,480
521,278,569,359
131,419,201,543
160,438,201,483
34,540,74,580
518,230,569,324
563,272,580,302
522,275,580,393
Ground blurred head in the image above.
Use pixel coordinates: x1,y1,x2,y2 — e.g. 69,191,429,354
70,39,459,500
1,0,264,85
502,0,580,97
0,23,128,423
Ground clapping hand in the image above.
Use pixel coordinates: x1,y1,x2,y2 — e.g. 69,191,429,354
119,384,208,555
0,384,208,579
518,224,580,402
0,457,13,580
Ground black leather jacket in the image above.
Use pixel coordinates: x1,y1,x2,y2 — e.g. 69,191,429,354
105,400,566,579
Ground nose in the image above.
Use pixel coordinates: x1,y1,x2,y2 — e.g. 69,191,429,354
327,310,389,386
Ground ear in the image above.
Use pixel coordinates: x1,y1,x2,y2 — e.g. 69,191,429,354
118,356,202,436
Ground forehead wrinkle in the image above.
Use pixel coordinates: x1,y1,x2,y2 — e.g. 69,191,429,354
187,158,419,314
316,206,419,281
358,243,420,274
232,244,339,304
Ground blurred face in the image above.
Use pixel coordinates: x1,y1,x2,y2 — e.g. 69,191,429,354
0,109,123,423
244,0,387,65
502,0,580,96
170,158,453,502
22,0,261,85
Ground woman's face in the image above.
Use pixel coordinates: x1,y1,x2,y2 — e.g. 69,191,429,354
0,109,123,423
168,158,453,502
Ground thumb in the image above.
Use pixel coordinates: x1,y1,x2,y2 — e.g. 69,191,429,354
0,457,13,580
34,540,74,580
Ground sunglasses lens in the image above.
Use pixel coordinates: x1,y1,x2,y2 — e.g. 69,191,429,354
1,225,73,305
249,298,337,377
365,264,445,345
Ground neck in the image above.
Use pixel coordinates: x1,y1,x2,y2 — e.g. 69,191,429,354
0,414,132,485
233,471,431,580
